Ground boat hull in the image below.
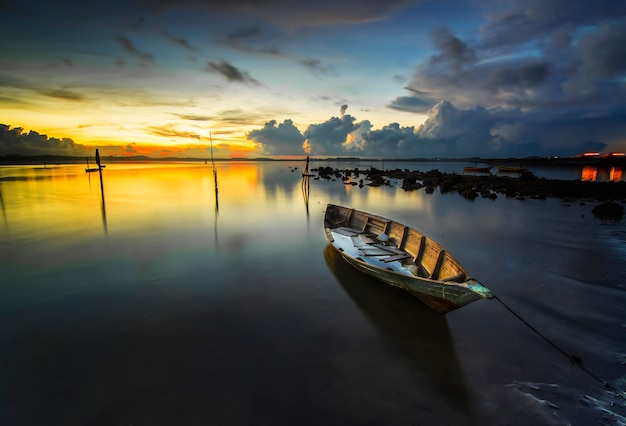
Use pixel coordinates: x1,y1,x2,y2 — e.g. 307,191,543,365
324,204,494,314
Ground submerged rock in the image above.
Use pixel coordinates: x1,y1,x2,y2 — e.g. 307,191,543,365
592,202,624,221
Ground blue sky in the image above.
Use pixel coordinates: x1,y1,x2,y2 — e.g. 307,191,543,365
1,0,625,158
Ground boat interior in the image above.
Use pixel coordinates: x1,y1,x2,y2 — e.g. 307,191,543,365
326,207,468,283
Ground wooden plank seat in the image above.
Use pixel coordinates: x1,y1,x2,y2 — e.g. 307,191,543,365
359,247,394,256
333,226,364,236
383,253,412,263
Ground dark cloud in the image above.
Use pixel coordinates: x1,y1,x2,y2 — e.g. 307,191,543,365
247,99,621,158
305,115,360,155
298,57,337,77
161,30,198,51
145,124,201,140
161,0,415,29
173,114,212,121
577,20,626,79
361,123,422,157
428,27,476,72
392,0,626,157
388,95,436,113
210,109,269,125
206,60,260,85
125,143,139,153
116,36,156,66
222,26,336,77
224,26,284,57
0,73,86,103
0,124,91,156
392,74,407,84
247,119,304,155
478,0,626,52
1,0,416,35
40,88,85,101
410,1,626,113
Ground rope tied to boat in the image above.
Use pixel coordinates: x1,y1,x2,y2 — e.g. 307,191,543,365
493,295,625,400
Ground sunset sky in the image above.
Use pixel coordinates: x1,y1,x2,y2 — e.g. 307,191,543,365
1,0,625,159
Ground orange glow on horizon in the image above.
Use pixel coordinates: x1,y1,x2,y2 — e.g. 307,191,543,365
87,141,259,159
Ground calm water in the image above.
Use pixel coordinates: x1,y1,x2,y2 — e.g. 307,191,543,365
1,162,625,425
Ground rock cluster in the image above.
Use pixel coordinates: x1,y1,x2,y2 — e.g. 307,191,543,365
312,166,626,219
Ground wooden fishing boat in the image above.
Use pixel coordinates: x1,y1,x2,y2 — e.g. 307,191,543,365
324,204,494,314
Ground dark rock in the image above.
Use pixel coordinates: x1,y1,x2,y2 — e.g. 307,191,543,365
368,175,386,187
311,165,626,206
519,170,537,180
402,176,424,191
460,186,478,200
592,202,624,221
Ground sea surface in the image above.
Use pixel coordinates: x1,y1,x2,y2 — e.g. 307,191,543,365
1,161,625,425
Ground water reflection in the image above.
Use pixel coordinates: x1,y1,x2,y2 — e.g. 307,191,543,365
609,167,622,182
97,158,107,235
86,157,108,234
581,166,598,181
581,166,623,182
212,165,219,249
213,165,219,215
324,245,472,420
0,182,6,230
301,174,310,217
99,178,108,235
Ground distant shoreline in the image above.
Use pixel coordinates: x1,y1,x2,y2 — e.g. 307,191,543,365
1,154,625,168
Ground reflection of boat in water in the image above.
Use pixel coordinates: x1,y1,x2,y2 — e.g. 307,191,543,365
324,204,493,314
463,165,492,173
324,245,472,417
497,166,527,173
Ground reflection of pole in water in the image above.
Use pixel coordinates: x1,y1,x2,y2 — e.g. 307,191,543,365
209,132,219,249
96,149,108,234
301,131,311,217
214,170,219,215
301,174,310,216
0,183,7,229
210,132,219,214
